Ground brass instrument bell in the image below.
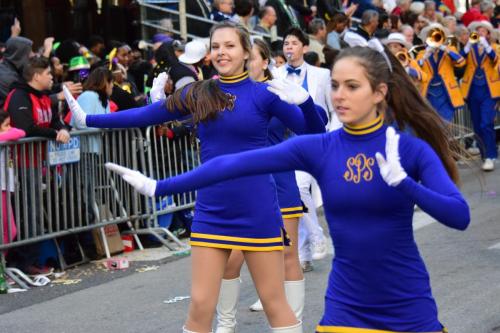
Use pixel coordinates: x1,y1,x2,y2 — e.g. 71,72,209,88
469,32,480,44
426,28,445,48
396,50,410,67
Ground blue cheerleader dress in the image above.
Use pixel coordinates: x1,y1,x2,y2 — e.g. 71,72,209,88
154,115,470,332
86,71,325,251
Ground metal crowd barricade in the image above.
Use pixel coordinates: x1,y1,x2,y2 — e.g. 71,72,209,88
452,106,474,139
139,121,200,248
0,128,153,259
451,105,500,140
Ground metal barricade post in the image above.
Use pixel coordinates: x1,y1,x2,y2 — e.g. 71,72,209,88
0,128,151,257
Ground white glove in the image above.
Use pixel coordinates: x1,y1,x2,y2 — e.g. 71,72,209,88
63,84,87,127
463,41,472,54
150,72,168,103
267,78,310,105
479,36,492,52
105,162,157,197
423,46,435,60
375,127,407,187
438,44,447,52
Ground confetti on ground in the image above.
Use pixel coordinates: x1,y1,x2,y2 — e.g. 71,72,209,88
136,265,160,273
51,279,82,285
7,288,27,293
163,296,190,304
53,272,67,279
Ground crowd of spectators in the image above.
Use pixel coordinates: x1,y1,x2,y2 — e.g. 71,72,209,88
0,0,498,275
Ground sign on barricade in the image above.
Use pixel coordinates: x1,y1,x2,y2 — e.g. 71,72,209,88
47,137,80,166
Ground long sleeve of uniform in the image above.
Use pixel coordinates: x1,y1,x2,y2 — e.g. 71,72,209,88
0,127,25,141
447,48,466,67
258,84,326,134
155,134,323,196
407,59,428,82
486,47,498,62
86,100,187,128
315,104,329,127
396,140,470,230
407,67,420,80
8,90,59,138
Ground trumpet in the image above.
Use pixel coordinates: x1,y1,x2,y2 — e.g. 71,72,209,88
469,32,480,44
409,44,426,58
426,28,445,48
396,50,410,67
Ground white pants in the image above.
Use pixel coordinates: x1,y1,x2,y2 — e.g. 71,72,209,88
295,171,325,262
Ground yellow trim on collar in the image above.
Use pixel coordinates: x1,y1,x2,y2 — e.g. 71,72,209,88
190,241,284,251
257,76,269,82
343,115,384,135
316,325,445,333
219,71,249,83
190,232,282,243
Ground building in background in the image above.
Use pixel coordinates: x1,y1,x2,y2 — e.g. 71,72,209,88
0,0,142,50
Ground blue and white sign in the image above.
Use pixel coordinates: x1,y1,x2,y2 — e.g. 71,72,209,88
47,137,81,166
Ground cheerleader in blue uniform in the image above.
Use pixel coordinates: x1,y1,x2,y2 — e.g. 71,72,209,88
215,38,317,333
66,22,325,333
107,44,470,332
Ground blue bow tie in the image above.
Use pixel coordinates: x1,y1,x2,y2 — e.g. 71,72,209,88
286,66,301,75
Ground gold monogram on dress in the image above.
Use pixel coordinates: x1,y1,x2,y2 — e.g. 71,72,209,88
343,153,375,183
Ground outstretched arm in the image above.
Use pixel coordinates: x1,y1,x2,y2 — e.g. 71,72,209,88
106,134,323,197
64,85,187,129
376,128,470,231
86,101,187,128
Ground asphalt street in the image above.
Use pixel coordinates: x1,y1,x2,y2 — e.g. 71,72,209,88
0,165,499,333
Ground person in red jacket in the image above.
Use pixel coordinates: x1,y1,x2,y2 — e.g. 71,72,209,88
461,0,488,26
4,56,70,276
5,57,70,142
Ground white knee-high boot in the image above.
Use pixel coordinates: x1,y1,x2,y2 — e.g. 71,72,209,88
182,326,213,333
250,280,305,318
284,279,305,321
215,277,241,333
271,321,303,333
